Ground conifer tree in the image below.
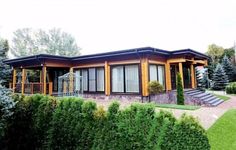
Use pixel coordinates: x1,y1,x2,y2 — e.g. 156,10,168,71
176,73,184,105
212,64,228,90
195,67,203,89
202,72,209,89
221,55,234,82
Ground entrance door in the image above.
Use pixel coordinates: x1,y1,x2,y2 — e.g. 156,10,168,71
170,64,178,90
183,64,192,89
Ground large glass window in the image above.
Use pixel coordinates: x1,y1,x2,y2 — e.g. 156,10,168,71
78,67,105,92
96,68,105,91
149,64,165,88
112,65,139,93
82,70,88,91
89,68,96,92
112,66,124,92
125,65,139,92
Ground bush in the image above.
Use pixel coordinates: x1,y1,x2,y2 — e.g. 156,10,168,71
2,95,210,150
226,82,236,94
176,72,185,105
148,81,164,94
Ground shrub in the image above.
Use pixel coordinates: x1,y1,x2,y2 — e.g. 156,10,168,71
148,81,164,94
176,72,184,105
226,82,236,94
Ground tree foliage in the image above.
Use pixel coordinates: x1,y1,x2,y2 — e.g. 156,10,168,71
221,55,234,82
0,81,15,139
11,28,81,57
176,72,184,105
212,64,228,90
206,44,224,64
0,38,11,86
148,81,164,95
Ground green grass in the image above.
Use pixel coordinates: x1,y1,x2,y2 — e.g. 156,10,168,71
207,109,236,150
156,104,200,110
213,94,230,101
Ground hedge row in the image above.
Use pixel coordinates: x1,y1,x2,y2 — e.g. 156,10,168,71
1,94,210,150
226,82,236,94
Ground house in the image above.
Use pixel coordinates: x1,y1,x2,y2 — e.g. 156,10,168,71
4,47,209,101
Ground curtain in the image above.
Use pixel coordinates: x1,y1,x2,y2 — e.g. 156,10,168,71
82,70,88,91
125,65,139,92
89,68,96,92
149,64,158,81
96,68,105,91
112,66,124,92
75,70,80,91
158,65,165,88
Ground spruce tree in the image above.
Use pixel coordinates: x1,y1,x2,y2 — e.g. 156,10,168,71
176,73,184,105
202,72,209,89
212,64,228,90
195,67,203,89
0,39,11,87
221,55,234,82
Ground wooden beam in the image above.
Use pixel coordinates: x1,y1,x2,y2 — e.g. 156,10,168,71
12,69,16,93
190,64,195,88
21,68,25,95
178,62,184,86
69,67,74,93
73,63,105,69
148,60,166,65
105,61,110,96
109,60,140,65
168,58,186,63
141,57,149,96
42,65,47,95
165,61,172,91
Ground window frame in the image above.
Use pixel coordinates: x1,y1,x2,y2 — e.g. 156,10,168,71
110,64,141,94
75,67,105,93
148,64,166,90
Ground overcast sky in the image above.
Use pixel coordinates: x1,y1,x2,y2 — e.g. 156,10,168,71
0,0,235,55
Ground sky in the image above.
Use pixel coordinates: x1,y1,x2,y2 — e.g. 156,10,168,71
0,0,235,56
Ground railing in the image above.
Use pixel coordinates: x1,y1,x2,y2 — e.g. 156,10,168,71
9,82,53,95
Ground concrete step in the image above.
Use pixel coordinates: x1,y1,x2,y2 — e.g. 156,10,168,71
185,90,200,94
188,91,204,96
202,96,217,103
208,98,221,104
193,93,211,98
211,100,224,107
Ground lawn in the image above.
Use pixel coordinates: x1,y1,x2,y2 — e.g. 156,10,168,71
207,109,236,150
156,104,200,110
213,94,230,101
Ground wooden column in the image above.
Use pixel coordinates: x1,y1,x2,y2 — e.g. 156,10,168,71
190,64,195,88
12,69,16,93
178,62,184,86
141,57,149,96
41,65,47,95
165,61,171,91
105,61,110,96
21,68,25,95
69,67,74,93
39,71,42,83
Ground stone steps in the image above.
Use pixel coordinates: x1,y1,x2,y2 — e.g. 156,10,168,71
184,89,224,107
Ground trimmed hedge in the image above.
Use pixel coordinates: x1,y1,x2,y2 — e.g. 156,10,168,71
2,95,210,150
226,82,236,94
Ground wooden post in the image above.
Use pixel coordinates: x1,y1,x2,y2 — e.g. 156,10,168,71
21,68,25,95
49,82,53,95
141,57,149,96
165,61,171,91
41,65,47,95
39,71,42,83
69,67,74,93
12,69,16,93
178,62,184,87
105,61,110,96
190,64,195,88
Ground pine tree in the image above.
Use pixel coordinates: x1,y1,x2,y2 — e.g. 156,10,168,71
0,39,11,87
202,72,209,89
221,55,234,82
212,64,228,90
176,73,184,105
195,67,203,89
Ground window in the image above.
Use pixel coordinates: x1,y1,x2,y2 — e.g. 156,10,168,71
149,64,165,88
112,66,124,92
112,65,139,93
96,68,105,91
89,68,96,91
125,65,139,92
77,67,105,92
82,70,88,91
